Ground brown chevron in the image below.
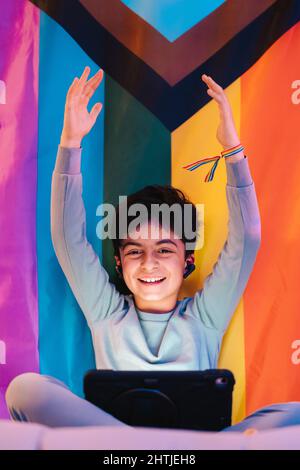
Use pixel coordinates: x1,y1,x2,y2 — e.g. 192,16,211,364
79,0,277,86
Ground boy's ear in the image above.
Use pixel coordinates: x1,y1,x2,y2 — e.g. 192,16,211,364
185,254,195,268
114,255,123,278
114,255,121,266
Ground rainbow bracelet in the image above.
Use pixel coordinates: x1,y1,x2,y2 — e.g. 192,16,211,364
182,144,244,182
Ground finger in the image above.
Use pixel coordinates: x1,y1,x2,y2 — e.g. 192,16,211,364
208,90,230,114
86,68,103,88
76,66,91,95
206,88,223,104
67,77,79,100
89,102,103,123
202,74,215,87
204,75,224,93
202,74,224,102
82,69,104,103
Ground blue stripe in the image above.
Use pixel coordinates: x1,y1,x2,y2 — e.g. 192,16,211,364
121,0,225,42
37,12,105,396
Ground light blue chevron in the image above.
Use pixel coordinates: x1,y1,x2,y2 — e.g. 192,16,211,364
121,0,225,42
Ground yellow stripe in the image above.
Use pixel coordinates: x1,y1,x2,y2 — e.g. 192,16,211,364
171,78,246,424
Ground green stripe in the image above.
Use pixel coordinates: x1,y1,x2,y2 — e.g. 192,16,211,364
103,76,171,291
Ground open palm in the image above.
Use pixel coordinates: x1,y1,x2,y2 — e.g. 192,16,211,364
60,66,104,148
201,74,240,150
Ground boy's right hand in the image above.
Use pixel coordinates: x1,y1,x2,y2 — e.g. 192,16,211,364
60,66,104,148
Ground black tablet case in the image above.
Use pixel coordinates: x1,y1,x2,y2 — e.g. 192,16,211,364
84,369,235,431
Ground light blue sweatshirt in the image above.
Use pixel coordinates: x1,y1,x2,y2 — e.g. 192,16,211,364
51,146,261,371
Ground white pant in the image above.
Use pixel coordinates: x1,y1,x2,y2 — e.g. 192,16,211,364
5,372,130,428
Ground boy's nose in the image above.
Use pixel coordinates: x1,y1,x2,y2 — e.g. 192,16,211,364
140,253,159,271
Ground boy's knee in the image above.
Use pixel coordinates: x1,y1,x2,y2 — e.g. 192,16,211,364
279,401,300,414
268,402,300,412
5,372,49,412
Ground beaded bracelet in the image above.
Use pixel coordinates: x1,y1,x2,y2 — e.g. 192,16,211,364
182,144,244,182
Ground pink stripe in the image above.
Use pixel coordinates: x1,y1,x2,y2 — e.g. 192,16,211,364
0,0,39,418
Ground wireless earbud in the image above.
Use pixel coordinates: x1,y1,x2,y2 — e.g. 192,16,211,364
183,263,196,279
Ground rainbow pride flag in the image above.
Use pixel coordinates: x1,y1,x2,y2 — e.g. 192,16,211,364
1,0,300,423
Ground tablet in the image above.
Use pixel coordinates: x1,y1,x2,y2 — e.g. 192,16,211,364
84,369,235,431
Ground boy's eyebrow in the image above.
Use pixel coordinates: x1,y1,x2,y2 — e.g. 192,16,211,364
157,239,178,247
121,239,178,250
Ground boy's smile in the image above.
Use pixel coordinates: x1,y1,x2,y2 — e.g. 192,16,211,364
115,221,193,313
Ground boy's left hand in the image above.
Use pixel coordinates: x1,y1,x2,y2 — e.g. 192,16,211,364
201,74,240,150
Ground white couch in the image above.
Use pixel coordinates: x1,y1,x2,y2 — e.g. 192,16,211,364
1,419,300,450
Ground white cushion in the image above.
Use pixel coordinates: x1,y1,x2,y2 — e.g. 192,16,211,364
1,419,300,450
0,419,46,450
246,425,300,450
42,426,248,450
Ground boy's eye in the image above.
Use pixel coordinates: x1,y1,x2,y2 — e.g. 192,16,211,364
125,249,173,256
126,250,142,255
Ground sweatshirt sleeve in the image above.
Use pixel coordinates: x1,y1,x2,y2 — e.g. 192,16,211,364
50,145,125,325
189,156,261,332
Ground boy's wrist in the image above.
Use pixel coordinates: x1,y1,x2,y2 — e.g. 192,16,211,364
60,133,82,149
60,140,82,149
222,143,245,163
222,142,240,151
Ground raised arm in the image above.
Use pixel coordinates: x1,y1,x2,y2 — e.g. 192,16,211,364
189,75,261,332
51,67,125,325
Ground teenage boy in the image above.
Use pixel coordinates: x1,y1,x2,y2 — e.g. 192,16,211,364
8,68,298,433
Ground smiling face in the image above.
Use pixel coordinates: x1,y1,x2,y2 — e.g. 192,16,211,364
115,220,194,313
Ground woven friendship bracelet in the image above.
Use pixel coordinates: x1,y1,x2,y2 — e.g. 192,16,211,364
182,144,244,182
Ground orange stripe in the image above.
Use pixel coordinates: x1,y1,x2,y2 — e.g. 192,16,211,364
241,21,300,415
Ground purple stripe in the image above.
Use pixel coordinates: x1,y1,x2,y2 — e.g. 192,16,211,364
0,0,39,418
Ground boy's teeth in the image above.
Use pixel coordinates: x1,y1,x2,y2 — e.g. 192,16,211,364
140,277,164,283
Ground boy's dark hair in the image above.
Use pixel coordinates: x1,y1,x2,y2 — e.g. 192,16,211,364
112,185,199,260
